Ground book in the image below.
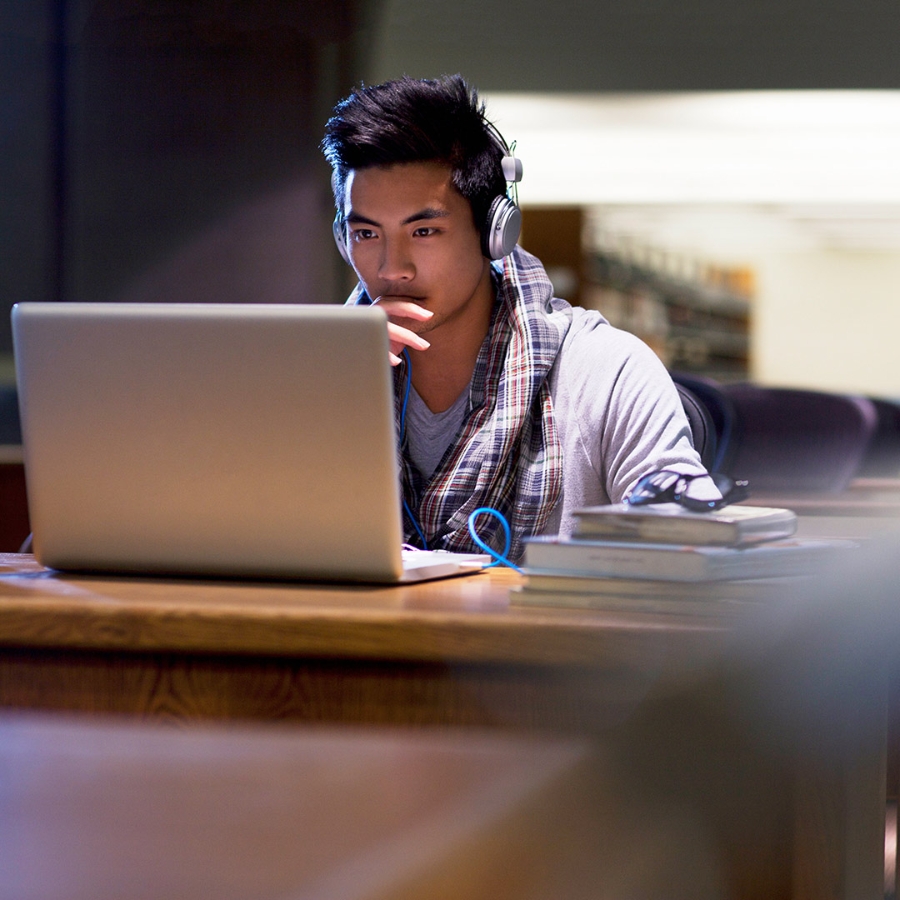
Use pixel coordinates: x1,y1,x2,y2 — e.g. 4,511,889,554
511,571,808,615
572,502,797,546
511,585,771,617
521,571,806,599
523,536,856,583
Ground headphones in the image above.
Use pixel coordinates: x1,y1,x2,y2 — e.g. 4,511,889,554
332,124,523,264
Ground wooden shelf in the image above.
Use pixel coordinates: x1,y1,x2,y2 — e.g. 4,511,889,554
584,250,751,380
520,207,752,382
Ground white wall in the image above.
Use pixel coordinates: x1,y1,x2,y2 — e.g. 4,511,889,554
752,250,900,397
584,203,900,397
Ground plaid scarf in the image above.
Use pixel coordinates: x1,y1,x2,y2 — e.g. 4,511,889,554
350,247,572,562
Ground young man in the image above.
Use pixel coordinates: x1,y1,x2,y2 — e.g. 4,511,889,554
322,74,706,561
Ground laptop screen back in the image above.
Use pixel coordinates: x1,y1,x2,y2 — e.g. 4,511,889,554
12,302,407,581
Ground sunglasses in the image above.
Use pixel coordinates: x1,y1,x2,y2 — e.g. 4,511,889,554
624,470,750,512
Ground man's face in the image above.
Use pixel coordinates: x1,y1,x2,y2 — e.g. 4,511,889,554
342,161,493,337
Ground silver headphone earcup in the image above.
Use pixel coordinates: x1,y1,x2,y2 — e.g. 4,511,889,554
484,196,522,260
332,214,351,264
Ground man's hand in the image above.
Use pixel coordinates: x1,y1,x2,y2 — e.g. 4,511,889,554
373,297,433,366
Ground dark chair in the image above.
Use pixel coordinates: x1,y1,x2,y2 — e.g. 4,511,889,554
720,383,878,494
671,372,738,474
0,384,29,552
674,382,717,472
0,385,21,445
856,397,900,478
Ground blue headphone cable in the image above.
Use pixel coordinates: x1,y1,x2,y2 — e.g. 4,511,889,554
398,349,429,549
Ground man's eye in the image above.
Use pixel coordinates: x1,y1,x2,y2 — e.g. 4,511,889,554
351,229,375,241
413,227,437,237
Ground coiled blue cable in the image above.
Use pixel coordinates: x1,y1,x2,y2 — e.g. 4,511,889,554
467,507,523,573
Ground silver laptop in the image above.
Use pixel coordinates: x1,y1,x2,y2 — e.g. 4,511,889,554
11,302,488,583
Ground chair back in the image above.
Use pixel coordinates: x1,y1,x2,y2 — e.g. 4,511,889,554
671,372,737,474
674,382,717,472
856,397,900,478
0,385,21,445
721,383,877,494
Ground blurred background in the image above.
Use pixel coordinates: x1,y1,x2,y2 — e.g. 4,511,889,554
2,0,900,393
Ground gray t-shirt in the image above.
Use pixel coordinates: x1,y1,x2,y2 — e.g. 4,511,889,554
405,384,469,480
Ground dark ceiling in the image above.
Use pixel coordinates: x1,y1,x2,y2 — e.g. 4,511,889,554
369,0,900,91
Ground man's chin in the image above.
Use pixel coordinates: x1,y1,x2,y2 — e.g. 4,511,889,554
396,316,434,336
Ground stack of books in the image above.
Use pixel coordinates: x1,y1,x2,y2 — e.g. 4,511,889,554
514,503,854,615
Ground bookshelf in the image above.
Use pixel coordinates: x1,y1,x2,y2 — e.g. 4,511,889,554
520,207,752,382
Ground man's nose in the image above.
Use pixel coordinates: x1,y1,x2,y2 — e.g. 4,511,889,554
378,238,415,282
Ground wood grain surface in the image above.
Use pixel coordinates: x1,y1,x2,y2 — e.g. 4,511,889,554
0,553,737,731
0,553,732,668
0,715,599,900
0,712,795,900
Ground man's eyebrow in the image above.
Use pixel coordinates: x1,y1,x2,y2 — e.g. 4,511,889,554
401,207,450,225
344,212,379,227
345,207,451,228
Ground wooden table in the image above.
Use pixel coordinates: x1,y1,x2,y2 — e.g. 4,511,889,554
0,714,607,900
0,551,891,898
0,553,733,729
6,709,830,900
748,479,900,542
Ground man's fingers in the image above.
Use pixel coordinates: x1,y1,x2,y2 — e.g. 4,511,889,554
388,322,430,356
372,298,432,365
372,297,434,322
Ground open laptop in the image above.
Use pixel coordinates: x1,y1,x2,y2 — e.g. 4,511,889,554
11,302,489,583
